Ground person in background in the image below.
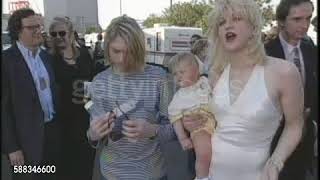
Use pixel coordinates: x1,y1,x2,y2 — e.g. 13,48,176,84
48,16,96,180
2,8,60,180
264,0,318,179
86,15,176,180
41,32,53,50
74,30,85,48
190,34,202,48
93,32,107,73
190,38,210,75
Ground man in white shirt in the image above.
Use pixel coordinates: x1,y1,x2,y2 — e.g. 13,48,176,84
2,8,60,180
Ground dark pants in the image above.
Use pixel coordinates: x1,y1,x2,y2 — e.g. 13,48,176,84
187,149,196,178
12,120,61,180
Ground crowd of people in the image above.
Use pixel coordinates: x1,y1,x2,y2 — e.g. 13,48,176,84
1,0,317,180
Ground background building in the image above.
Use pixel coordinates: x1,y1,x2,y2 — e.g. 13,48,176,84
2,0,100,34
44,0,100,34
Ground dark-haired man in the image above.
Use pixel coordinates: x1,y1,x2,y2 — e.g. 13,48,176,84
2,8,60,180
265,0,318,179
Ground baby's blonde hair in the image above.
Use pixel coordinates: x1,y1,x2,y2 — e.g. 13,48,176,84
169,52,199,74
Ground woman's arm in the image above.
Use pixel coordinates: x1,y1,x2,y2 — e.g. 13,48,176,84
271,63,304,171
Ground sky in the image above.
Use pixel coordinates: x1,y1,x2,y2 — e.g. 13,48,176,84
2,0,317,28
97,0,280,29
2,0,317,41
96,0,317,43
97,0,192,29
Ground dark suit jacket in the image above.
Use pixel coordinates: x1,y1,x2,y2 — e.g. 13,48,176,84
265,36,318,172
2,43,58,165
265,36,317,111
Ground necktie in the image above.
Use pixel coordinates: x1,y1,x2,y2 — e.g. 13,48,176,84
293,47,302,74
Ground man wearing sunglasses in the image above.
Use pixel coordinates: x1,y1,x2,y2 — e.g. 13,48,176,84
2,8,60,180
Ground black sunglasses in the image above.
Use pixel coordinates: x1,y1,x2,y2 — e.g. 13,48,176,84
50,31,67,37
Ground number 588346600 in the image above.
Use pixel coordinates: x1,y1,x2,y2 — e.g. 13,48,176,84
13,165,56,174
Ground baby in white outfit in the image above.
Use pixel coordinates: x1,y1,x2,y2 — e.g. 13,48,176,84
168,52,216,180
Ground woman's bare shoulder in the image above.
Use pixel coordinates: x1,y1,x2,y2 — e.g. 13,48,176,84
264,56,299,77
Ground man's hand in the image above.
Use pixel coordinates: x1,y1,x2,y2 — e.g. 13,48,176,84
260,159,279,180
9,150,24,166
88,113,115,141
179,138,193,150
122,119,159,139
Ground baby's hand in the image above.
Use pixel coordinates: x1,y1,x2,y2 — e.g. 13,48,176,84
179,138,193,150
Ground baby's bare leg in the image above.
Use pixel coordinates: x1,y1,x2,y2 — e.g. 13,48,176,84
191,131,212,178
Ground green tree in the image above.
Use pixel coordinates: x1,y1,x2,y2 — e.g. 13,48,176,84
163,0,212,32
143,0,275,33
85,26,100,34
255,0,275,27
143,14,167,28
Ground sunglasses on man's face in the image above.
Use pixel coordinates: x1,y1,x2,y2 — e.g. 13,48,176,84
50,31,67,38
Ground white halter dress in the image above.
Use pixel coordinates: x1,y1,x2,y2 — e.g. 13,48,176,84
209,64,283,180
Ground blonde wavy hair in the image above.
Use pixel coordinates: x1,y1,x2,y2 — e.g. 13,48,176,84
207,0,267,74
104,15,145,72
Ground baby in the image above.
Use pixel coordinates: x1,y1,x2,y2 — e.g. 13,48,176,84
168,52,216,180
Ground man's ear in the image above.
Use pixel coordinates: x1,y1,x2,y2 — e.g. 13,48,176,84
277,20,285,29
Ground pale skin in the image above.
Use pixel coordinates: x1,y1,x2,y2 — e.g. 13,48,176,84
9,15,43,166
172,59,212,178
183,7,304,180
184,58,304,180
50,23,76,64
87,35,159,143
279,2,313,46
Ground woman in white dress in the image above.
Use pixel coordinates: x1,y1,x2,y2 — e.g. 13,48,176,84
183,0,305,180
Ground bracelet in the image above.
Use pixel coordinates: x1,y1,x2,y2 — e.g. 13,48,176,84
269,154,284,172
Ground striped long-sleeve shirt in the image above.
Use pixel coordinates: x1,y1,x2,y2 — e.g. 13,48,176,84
90,64,176,180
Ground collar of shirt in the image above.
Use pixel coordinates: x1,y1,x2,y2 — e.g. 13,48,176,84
278,33,306,85
16,41,41,59
16,41,43,80
279,33,301,56
16,41,55,122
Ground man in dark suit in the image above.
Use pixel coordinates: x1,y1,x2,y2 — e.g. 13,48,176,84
2,8,60,180
264,0,318,180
